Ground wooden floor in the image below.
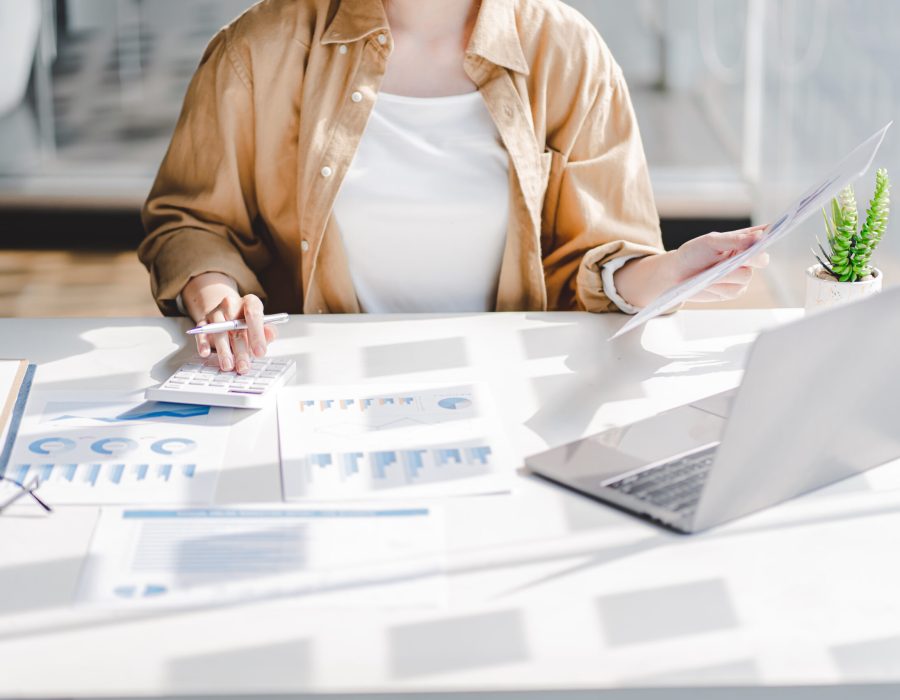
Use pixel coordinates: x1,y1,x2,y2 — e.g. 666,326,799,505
0,249,777,318
0,250,159,317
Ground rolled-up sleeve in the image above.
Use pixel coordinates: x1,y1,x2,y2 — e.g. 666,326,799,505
138,27,270,316
543,64,665,313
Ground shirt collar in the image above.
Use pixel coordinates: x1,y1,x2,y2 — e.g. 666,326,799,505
321,0,530,76
321,0,389,45
466,0,530,75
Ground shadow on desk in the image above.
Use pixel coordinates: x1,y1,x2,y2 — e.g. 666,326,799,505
518,313,753,450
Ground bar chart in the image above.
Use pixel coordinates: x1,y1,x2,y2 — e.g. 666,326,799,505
279,383,512,500
5,392,232,504
299,444,493,483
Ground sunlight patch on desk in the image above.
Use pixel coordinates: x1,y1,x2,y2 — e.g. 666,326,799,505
597,579,739,646
831,636,900,679
167,638,312,692
362,337,469,377
388,609,528,678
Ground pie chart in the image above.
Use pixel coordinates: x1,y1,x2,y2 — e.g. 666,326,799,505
91,437,139,455
151,438,197,455
438,397,472,410
29,437,77,455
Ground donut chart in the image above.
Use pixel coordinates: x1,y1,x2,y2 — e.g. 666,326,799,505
150,438,197,456
90,437,139,455
28,437,77,455
437,397,472,411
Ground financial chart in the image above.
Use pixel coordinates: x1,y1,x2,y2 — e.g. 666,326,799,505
278,384,512,500
6,392,233,504
77,506,444,608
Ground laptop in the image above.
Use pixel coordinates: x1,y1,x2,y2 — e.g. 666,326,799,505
526,287,900,533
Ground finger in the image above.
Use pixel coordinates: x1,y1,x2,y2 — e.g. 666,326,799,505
705,230,763,255
231,330,252,374
207,309,234,372
194,321,211,358
691,280,750,302
264,325,278,343
717,266,753,287
690,289,727,303
704,281,750,300
242,295,267,358
744,252,770,269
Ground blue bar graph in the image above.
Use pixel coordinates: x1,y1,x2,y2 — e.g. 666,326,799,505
110,464,125,485
401,450,427,479
372,451,397,479
435,448,462,466
362,399,375,410
400,397,414,406
39,464,54,482
63,464,78,482
466,446,492,465
310,453,332,469
182,464,197,478
341,453,363,477
87,464,101,486
320,400,335,411
340,399,355,409
136,464,149,481
300,400,316,412
13,464,29,483
158,464,172,482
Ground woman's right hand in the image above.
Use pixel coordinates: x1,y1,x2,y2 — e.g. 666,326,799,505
180,272,277,374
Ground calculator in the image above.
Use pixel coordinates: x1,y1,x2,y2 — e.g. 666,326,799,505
144,356,296,409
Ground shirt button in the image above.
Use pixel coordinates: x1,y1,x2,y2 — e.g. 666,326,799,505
377,34,388,45
301,240,310,253
320,165,333,178
338,44,348,55
351,91,363,103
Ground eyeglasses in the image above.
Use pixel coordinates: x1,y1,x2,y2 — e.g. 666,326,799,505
0,475,53,514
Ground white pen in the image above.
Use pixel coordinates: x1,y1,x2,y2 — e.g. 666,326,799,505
186,313,290,336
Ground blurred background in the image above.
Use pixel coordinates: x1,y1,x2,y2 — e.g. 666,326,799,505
0,0,897,317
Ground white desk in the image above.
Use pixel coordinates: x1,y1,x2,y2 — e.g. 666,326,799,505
3,310,900,699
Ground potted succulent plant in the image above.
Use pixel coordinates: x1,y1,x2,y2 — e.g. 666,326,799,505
807,168,891,311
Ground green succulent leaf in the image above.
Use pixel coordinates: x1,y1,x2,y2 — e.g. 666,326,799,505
816,172,890,282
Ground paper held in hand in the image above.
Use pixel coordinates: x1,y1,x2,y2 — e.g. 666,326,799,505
611,122,893,340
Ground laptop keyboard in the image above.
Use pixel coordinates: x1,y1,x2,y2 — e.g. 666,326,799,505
606,446,718,516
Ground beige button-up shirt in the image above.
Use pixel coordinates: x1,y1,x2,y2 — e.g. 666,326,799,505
139,0,665,315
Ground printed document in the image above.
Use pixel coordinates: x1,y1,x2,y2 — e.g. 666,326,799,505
612,122,892,339
6,391,233,504
278,383,513,500
77,505,444,608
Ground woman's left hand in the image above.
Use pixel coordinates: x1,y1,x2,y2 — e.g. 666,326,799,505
612,225,771,309
675,225,771,302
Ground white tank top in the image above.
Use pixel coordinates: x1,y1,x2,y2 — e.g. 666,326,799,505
331,90,510,313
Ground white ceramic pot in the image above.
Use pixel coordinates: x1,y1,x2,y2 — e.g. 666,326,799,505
805,264,883,313
0,1,42,117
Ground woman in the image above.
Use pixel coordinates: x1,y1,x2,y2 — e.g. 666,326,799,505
139,0,768,374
